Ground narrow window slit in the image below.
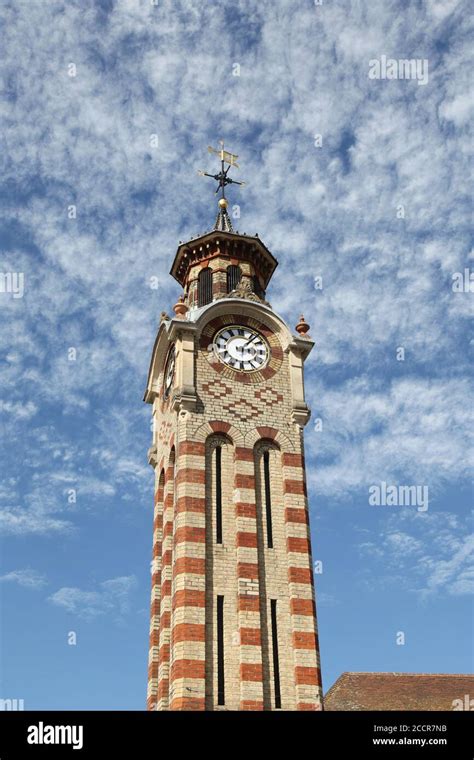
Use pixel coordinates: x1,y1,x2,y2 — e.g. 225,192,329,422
217,595,225,705
198,268,213,307
215,445,222,544
263,450,273,548
270,599,281,709
226,265,241,293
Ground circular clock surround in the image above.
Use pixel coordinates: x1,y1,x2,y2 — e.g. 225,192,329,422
200,313,284,384
213,325,269,372
163,344,175,399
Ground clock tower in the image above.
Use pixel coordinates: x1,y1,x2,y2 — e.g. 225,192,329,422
144,153,323,711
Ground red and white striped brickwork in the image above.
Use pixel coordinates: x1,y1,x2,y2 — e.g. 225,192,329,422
146,300,322,711
147,420,322,711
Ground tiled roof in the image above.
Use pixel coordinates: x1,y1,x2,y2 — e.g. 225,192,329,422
324,672,474,711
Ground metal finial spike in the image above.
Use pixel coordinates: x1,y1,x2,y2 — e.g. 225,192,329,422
213,201,234,233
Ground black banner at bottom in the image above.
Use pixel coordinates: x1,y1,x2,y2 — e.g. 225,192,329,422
0,710,471,758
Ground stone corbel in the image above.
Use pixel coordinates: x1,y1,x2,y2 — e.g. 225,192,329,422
171,386,198,413
147,444,158,468
291,403,311,427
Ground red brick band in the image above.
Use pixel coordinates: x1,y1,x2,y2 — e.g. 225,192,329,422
284,479,306,495
172,623,206,644
176,467,206,485
285,507,308,524
240,700,264,710
174,526,206,544
240,663,263,682
170,697,206,710
287,536,311,553
290,598,316,616
282,452,304,467
238,595,260,612
288,567,312,584
172,659,206,680
295,666,322,686
173,557,206,577
175,496,205,515
240,628,262,646
173,589,205,608
237,531,258,548
178,441,205,456
236,502,257,518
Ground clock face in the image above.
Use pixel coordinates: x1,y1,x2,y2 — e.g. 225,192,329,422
164,345,175,398
214,326,269,371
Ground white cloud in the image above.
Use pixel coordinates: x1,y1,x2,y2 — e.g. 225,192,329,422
439,92,473,127
0,507,74,536
0,568,47,589
48,576,137,619
358,511,473,597
0,411,152,535
306,376,473,497
423,533,474,597
0,400,38,420
315,592,340,607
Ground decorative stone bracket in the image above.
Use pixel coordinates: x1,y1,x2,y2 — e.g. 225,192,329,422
147,444,158,468
291,403,311,427
172,385,198,413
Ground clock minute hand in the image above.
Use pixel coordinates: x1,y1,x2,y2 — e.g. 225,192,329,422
241,334,259,349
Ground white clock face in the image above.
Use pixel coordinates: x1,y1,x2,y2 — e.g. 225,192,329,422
164,345,175,398
214,326,269,371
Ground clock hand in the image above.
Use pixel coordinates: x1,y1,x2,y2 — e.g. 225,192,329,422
241,334,259,349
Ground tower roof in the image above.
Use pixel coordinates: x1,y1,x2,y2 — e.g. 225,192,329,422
169,227,278,288
171,144,278,290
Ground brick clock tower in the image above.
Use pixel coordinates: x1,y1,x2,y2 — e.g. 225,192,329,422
144,155,323,711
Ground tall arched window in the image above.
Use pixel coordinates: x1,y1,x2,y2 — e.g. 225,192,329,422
263,449,273,548
254,441,281,550
198,268,213,307
204,433,234,709
206,434,233,545
253,440,284,709
226,265,242,293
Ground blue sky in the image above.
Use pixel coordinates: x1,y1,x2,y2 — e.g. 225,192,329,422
1,0,472,710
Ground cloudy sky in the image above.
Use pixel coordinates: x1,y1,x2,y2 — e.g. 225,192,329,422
1,0,472,709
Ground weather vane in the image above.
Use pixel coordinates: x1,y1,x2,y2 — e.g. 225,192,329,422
198,140,245,203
